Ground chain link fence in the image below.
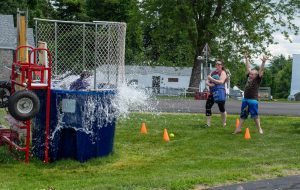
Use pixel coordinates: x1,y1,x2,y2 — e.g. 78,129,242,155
34,19,126,89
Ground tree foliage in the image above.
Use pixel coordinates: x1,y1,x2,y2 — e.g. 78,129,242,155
0,0,297,95
140,0,299,91
264,55,292,98
0,0,55,27
53,0,89,21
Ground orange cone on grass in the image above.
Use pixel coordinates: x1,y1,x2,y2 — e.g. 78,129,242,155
163,128,170,142
244,128,251,140
140,122,147,134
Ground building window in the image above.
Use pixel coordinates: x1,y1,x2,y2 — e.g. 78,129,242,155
168,78,178,82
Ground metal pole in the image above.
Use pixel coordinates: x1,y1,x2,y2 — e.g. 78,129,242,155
35,20,38,47
107,25,111,83
83,24,86,70
205,44,208,78
94,24,97,89
34,18,125,25
118,25,126,86
54,22,58,77
25,120,30,163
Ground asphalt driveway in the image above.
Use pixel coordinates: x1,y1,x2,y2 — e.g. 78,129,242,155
154,99,300,116
205,175,300,190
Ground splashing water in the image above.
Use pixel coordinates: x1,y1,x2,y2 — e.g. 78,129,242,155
51,70,159,118
111,83,158,119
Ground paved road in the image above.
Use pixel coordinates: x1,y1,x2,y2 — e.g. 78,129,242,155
205,175,300,190
154,99,300,116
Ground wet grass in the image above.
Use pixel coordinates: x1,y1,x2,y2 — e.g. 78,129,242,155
0,113,300,189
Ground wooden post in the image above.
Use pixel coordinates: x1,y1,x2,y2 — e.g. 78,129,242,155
19,15,28,63
38,41,47,66
37,41,48,82
16,12,27,90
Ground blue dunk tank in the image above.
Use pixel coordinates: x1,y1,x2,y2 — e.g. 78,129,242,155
31,18,127,162
32,89,116,162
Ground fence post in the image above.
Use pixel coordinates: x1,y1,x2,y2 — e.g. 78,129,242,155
83,24,86,71
54,21,58,77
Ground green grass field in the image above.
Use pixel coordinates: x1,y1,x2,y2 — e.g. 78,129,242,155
0,112,300,190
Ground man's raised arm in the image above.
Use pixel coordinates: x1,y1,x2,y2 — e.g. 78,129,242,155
259,55,268,77
244,53,251,74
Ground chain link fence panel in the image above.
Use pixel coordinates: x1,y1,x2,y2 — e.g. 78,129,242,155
34,19,126,89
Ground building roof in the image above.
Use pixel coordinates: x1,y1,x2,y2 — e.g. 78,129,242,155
0,14,35,49
125,66,192,76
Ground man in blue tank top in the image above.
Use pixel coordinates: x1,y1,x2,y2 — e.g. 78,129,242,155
69,71,91,91
233,54,268,134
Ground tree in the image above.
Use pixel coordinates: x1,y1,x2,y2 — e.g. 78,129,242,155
86,0,144,65
141,0,194,66
273,61,292,98
120,0,145,64
86,0,131,21
268,56,292,98
0,0,27,17
0,0,55,27
140,1,299,92
53,0,89,21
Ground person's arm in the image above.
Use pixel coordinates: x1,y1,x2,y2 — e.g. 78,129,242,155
244,53,251,74
206,79,215,87
206,72,213,82
207,71,227,84
259,55,268,77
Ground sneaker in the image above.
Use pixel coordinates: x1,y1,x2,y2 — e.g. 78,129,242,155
258,128,263,134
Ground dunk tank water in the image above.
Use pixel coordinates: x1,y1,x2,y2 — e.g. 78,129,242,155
32,89,116,162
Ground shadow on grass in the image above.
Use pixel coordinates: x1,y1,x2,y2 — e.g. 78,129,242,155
291,123,300,134
291,123,300,127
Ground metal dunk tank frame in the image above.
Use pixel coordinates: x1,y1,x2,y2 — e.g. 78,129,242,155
0,10,52,163
9,45,52,163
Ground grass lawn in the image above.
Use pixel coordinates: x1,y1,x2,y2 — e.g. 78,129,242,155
0,112,300,190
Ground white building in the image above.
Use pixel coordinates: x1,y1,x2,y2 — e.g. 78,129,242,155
125,66,230,96
289,54,300,100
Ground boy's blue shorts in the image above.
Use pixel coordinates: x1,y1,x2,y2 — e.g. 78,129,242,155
240,98,259,119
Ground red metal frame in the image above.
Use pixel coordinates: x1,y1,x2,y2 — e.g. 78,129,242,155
6,45,52,163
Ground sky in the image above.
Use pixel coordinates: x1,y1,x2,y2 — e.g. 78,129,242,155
267,17,300,58
250,16,300,65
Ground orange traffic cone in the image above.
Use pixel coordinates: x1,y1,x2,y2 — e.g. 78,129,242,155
244,128,251,140
236,118,240,129
163,128,170,142
140,122,147,134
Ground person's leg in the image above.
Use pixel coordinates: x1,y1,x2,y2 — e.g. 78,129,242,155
206,116,211,127
254,117,263,134
233,99,248,134
221,112,227,127
248,100,263,134
205,95,214,127
234,118,246,133
217,101,226,127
